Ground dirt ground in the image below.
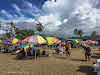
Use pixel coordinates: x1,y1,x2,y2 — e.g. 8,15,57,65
0,48,99,75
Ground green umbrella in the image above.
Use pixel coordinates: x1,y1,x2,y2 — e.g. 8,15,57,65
21,44,28,48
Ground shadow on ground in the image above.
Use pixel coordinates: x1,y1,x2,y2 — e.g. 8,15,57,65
77,65,97,75
13,56,49,61
93,53,100,56
91,55,100,59
71,59,87,62
54,56,67,60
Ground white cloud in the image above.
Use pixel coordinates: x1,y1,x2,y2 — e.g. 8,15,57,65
63,19,68,23
39,14,61,31
0,16,34,23
0,10,13,18
36,0,100,37
12,4,24,16
0,30,6,35
24,1,32,8
10,17,34,23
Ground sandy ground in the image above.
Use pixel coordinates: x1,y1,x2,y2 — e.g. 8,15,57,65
0,48,99,75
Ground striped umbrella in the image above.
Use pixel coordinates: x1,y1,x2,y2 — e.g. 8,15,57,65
21,35,47,45
21,36,31,44
28,35,47,45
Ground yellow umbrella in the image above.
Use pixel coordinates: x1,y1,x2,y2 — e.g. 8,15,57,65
37,35,47,44
0,40,2,43
28,35,47,44
75,40,79,43
12,38,19,44
46,37,59,45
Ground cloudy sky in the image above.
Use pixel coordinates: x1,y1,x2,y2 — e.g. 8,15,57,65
0,0,100,37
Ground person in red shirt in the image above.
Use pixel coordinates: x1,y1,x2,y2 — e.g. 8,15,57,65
3,44,7,52
65,43,71,56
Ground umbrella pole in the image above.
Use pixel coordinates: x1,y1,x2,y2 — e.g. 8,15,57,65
35,50,37,61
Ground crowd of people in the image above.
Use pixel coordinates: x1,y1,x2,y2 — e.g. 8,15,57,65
0,40,94,61
56,41,92,61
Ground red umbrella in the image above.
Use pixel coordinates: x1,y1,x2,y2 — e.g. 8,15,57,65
21,36,31,44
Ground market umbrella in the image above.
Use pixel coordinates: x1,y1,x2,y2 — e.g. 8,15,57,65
21,36,32,44
75,40,79,43
21,44,28,48
28,35,47,45
12,38,20,44
89,40,95,43
7,38,13,43
1,40,7,44
72,40,76,43
46,37,60,45
72,40,79,43
0,40,2,43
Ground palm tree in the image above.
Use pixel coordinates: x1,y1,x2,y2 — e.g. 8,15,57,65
78,30,84,37
6,32,12,38
73,28,84,37
91,31,97,40
9,21,16,37
74,28,78,36
5,21,16,38
37,23,43,32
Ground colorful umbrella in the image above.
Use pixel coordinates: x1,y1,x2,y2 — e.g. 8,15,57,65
21,35,47,45
0,40,2,43
46,37,60,45
75,40,79,43
72,40,79,43
1,40,7,44
88,40,95,44
28,35,47,44
21,36,31,44
7,38,13,43
21,44,28,48
12,38,20,44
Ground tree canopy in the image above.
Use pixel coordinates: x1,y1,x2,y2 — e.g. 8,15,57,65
73,28,84,37
37,23,43,32
15,29,35,40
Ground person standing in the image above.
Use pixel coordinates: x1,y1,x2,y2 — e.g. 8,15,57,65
84,45,91,61
65,42,71,56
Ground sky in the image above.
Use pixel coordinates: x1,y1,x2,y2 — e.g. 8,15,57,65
0,0,46,22
0,0,100,37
